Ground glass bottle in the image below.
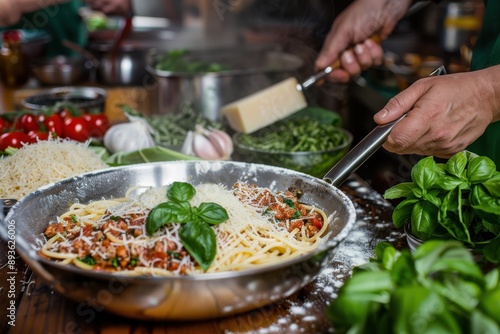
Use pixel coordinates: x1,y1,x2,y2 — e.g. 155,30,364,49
0,30,30,87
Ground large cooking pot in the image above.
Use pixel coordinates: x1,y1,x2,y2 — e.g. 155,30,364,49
146,47,304,121
1,161,355,320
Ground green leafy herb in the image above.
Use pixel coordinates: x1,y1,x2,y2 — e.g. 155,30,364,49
155,49,229,73
384,151,500,263
70,214,78,223
110,257,120,268
78,255,96,266
129,257,139,267
145,181,229,271
328,241,500,333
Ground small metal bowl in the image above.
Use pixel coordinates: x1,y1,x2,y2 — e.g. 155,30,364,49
31,56,94,86
22,86,107,112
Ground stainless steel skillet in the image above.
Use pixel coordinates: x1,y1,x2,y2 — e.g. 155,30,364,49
1,161,356,321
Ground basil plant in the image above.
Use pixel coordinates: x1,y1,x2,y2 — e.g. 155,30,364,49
384,151,500,263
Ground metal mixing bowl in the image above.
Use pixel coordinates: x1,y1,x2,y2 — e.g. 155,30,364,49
1,161,356,321
22,86,107,112
31,56,94,85
146,47,304,121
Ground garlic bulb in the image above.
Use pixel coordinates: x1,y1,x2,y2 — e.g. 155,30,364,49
181,125,233,160
103,117,156,153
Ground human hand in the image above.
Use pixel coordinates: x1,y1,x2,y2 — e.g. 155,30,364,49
315,0,412,82
374,66,500,158
0,1,23,26
86,0,131,16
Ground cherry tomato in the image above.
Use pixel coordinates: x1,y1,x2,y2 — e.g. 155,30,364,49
43,114,64,137
0,132,30,150
83,114,109,138
57,108,73,120
63,116,90,142
0,117,9,133
311,218,323,230
28,130,50,143
15,113,39,133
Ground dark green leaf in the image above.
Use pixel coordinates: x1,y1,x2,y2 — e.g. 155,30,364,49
390,251,416,287
167,181,196,202
483,172,500,197
467,156,496,184
440,217,472,243
392,199,419,228
435,174,467,191
383,182,416,200
422,189,442,207
470,185,500,225
196,202,229,225
446,151,468,178
411,200,439,240
146,201,193,235
375,242,398,270
483,236,500,264
179,221,217,271
146,202,174,235
411,156,439,190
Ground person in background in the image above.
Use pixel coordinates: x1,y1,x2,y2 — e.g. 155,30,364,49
0,0,86,57
86,0,183,23
315,0,500,166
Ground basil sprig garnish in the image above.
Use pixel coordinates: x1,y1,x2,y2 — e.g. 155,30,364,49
145,181,229,271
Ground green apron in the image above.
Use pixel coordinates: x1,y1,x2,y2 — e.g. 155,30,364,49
467,0,500,166
0,0,86,57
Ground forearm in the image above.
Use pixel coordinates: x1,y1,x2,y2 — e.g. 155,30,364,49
17,0,70,14
0,0,69,26
483,64,500,122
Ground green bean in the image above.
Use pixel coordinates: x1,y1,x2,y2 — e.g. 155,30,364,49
237,118,348,153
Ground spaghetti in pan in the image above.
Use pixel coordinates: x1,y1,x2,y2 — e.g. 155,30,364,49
39,181,329,276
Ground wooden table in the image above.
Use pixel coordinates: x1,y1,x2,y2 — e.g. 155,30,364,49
1,175,406,334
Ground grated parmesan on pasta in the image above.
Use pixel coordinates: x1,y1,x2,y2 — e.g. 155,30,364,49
0,139,109,199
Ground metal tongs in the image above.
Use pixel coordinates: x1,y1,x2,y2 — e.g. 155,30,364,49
325,65,447,187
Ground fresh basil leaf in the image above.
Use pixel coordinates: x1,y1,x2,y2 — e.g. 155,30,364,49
483,172,500,197
390,251,416,287
440,217,472,244
390,286,463,334
470,185,500,225
375,242,399,270
435,174,467,191
167,181,196,202
422,189,442,207
383,182,416,200
412,156,439,190
392,199,419,228
479,269,500,321
410,200,439,240
146,201,195,235
446,150,468,179
197,202,229,225
467,156,496,184
483,237,500,264
179,221,216,271
146,202,175,235
470,310,500,334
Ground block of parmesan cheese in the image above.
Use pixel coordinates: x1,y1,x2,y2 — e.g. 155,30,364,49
221,77,307,133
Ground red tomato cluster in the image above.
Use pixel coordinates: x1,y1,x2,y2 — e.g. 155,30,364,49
0,108,110,151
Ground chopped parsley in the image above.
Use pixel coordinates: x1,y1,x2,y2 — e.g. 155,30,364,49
78,255,96,266
110,257,120,268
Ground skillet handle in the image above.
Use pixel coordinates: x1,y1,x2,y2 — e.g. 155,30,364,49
323,115,404,187
323,65,447,187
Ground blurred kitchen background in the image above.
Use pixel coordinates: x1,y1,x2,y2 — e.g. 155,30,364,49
0,0,485,193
